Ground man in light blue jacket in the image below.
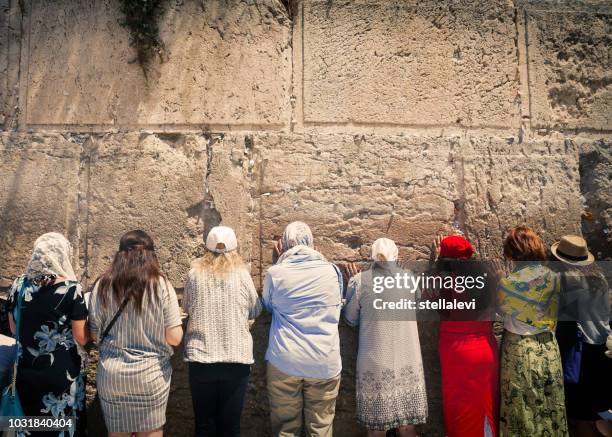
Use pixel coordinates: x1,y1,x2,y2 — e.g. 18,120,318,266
263,221,343,437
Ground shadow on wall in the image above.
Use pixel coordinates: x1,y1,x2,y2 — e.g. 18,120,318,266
0,154,30,283
579,141,612,259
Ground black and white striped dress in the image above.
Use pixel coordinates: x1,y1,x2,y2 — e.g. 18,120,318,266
89,278,182,433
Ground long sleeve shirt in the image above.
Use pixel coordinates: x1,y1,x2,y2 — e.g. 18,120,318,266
262,247,343,379
183,267,262,364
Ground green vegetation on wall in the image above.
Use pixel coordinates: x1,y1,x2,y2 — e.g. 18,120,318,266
119,0,165,78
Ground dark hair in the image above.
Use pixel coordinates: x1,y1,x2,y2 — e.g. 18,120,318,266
432,258,494,318
97,230,163,313
503,226,547,261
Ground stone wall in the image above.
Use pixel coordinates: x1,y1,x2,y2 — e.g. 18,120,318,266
0,0,610,436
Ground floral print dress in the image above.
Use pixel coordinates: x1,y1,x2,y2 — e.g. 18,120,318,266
8,277,88,437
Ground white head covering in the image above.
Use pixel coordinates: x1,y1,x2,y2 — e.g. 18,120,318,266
371,238,398,262
206,226,238,253
25,232,77,282
282,221,314,251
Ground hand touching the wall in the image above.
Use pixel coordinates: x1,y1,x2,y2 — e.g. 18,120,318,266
343,262,361,279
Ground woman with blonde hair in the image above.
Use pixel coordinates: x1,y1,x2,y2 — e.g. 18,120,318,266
183,225,262,437
498,226,568,437
343,238,428,437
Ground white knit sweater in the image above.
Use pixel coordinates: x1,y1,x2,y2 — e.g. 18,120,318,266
183,266,262,364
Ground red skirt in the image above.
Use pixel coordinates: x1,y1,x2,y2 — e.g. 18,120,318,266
439,321,500,437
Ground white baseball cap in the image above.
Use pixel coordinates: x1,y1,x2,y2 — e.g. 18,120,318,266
205,226,238,253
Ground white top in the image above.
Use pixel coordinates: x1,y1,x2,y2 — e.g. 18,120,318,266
504,315,547,335
183,266,262,364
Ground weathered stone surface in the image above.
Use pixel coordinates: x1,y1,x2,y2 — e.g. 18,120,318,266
249,133,458,264
25,0,291,127
302,0,520,128
0,133,80,286
205,133,258,270
463,138,583,256
579,139,611,259
517,0,612,14
526,10,612,130
80,133,207,286
0,0,8,126
462,139,582,258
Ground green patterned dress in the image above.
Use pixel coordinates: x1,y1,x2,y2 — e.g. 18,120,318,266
498,264,569,437
500,331,569,437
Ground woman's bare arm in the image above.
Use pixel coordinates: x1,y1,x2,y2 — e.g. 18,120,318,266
72,320,90,346
8,313,16,336
165,325,183,347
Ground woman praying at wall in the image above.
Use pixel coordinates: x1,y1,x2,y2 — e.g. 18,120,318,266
89,230,183,437
7,232,89,436
343,238,428,437
182,226,262,437
430,235,499,437
497,226,569,437
552,235,611,437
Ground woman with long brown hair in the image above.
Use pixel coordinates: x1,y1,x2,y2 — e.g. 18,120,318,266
497,226,568,437
89,230,183,437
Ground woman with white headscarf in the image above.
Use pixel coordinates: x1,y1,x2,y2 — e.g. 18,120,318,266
343,238,428,437
7,232,89,436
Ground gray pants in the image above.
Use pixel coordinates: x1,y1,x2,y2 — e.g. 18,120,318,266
267,362,341,437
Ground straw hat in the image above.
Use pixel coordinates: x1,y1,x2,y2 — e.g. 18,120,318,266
551,235,594,266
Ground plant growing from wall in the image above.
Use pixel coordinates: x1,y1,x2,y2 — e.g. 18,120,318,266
119,0,165,79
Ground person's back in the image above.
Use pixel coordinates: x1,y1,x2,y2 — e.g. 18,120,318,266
184,267,261,363
5,233,89,433
264,251,342,378
343,238,428,437
183,226,262,437
89,230,182,437
551,235,611,437
263,221,343,437
91,277,178,365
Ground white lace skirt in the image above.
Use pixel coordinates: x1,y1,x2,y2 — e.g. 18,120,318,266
355,320,428,430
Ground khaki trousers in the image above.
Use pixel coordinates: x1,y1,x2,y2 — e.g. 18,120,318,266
267,362,341,437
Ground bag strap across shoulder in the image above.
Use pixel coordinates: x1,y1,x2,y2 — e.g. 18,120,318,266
98,296,130,346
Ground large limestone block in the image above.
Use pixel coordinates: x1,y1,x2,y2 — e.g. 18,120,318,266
25,0,291,127
302,0,519,128
0,133,80,286
80,133,206,287
462,138,583,257
526,10,612,130
205,133,257,267
252,133,458,263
